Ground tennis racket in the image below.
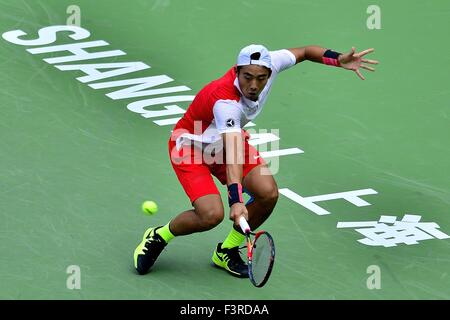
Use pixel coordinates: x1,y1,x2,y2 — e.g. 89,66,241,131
239,216,276,288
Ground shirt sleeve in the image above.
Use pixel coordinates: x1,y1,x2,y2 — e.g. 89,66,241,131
213,100,243,134
270,49,297,73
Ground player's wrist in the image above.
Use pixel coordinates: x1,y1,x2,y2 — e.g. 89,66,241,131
228,183,244,207
322,49,342,67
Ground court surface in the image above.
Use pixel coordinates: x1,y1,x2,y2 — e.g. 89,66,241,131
1,0,450,299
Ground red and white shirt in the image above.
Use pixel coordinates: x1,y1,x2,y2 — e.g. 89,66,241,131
173,49,296,150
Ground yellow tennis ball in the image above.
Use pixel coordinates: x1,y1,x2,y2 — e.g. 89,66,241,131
142,201,158,215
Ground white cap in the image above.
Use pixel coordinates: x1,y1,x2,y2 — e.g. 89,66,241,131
237,44,271,69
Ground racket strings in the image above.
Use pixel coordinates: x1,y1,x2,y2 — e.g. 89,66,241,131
249,233,274,287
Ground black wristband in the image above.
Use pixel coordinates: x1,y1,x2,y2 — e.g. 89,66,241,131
323,49,342,67
228,183,243,207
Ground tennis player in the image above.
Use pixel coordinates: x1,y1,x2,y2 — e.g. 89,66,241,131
134,44,378,277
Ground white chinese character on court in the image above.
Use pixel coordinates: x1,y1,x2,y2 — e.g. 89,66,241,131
337,215,450,247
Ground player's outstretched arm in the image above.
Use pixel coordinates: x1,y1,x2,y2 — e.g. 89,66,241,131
288,46,379,80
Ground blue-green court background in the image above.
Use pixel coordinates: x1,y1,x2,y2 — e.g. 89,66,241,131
0,0,449,299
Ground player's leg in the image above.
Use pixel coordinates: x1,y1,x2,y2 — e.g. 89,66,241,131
164,156,226,236
134,142,226,275
241,139,278,229
167,192,248,277
169,194,224,235
242,163,278,230
135,196,225,275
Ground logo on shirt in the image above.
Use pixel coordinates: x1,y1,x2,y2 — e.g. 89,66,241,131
226,118,235,128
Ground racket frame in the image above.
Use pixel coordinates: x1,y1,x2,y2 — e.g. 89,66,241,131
245,230,276,288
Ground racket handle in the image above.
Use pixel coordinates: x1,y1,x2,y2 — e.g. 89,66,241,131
239,216,251,234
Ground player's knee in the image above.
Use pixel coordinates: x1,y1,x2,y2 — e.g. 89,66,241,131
199,206,224,230
260,186,279,207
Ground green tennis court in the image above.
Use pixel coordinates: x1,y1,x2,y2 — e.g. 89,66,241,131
1,0,449,300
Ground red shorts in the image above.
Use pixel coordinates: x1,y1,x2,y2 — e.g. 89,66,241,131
168,132,264,204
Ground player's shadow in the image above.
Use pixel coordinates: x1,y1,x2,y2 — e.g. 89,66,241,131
127,253,233,280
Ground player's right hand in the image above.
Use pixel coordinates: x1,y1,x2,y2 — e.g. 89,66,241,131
230,202,248,226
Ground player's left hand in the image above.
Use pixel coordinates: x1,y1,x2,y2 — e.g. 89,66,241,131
338,47,379,80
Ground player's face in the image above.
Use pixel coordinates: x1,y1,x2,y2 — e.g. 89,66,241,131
237,65,271,101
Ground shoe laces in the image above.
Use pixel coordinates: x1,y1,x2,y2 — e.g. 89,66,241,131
144,231,166,251
223,246,244,264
